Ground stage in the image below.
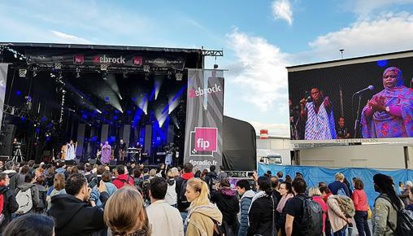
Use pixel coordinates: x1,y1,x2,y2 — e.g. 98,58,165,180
0,43,204,165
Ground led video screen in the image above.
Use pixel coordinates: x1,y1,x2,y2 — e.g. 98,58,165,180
288,52,413,145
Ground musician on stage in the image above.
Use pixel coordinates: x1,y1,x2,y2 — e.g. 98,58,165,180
134,141,143,163
101,141,111,164
118,138,127,162
66,140,77,160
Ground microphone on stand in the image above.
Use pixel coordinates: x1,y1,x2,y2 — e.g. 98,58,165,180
354,85,374,94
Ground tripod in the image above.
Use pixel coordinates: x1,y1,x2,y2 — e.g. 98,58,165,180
12,146,24,163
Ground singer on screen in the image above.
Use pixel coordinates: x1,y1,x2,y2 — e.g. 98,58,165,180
361,67,413,138
300,87,337,140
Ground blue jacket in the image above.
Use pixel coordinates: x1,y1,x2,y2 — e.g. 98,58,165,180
328,180,350,197
238,190,255,236
90,182,117,207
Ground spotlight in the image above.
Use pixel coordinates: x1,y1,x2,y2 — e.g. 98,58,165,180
76,67,81,78
175,72,183,81
101,64,108,71
213,64,219,69
96,109,102,114
54,63,62,70
143,65,150,73
19,69,27,78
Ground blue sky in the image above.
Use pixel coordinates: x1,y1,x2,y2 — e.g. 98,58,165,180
2,0,413,137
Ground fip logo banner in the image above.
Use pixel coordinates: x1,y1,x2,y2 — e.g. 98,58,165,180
190,127,217,156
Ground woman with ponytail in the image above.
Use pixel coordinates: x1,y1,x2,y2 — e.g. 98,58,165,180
185,178,223,236
248,176,275,236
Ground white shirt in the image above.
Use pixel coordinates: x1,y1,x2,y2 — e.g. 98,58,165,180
146,200,184,236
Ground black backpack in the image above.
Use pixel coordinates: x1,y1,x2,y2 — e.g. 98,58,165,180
297,195,323,236
177,179,189,211
381,195,413,236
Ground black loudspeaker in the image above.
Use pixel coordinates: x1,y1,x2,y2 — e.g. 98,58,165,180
76,124,86,158
0,124,16,157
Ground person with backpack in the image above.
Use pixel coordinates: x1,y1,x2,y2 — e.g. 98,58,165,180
285,178,323,236
236,179,255,236
112,165,134,188
185,178,223,236
328,172,351,197
326,194,351,236
15,173,40,215
205,165,218,191
309,187,328,235
175,162,194,222
372,173,405,236
0,173,19,232
211,178,240,236
248,176,276,236
33,175,48,214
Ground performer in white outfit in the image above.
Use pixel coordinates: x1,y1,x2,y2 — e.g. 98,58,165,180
66,140,77,160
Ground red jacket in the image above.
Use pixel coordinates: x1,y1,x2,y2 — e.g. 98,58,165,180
113,174,134,189
351,189,368,211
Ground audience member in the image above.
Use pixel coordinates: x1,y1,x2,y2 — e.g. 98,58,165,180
3,161,22,193
104,186,151,236
48,173,109,235
248,176,275,236
146,177,183,236
211,178,240,235
328,172,350,197
185,178,223,236
176,163,194,221
15,173,40,214
276,182,294,236
352,178,371,236
372,173,404,235
236,179,255,236
3,213,55,236
309,187,328,235
113,165,134,188
0,173,18,232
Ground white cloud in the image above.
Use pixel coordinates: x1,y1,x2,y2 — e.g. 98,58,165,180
350,0,413,18
222,29,291,137
226,29,290,112
51,30,91,44
272,0,293,25
305,12,413,61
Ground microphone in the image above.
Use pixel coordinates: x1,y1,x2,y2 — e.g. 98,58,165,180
306,96,312,102
354,85,374,94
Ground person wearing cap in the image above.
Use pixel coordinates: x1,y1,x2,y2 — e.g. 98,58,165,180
399,180,413,206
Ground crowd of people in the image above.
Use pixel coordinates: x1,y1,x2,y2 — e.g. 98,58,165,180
0,159,412,236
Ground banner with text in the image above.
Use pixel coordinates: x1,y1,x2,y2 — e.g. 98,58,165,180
184,69,224,171
0,64,8,128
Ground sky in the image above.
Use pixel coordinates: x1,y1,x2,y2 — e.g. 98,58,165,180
1,0,413,137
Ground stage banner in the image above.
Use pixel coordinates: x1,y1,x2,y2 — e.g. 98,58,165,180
184,69,224,171
0,64,8,128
